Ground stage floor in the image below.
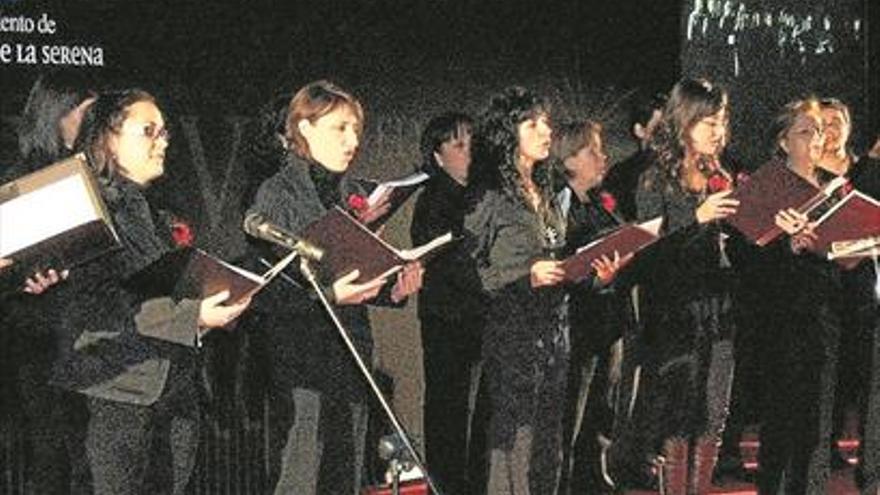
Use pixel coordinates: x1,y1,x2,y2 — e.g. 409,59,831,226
624,467,858,494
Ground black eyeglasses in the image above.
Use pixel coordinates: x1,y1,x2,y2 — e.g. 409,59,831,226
118,122,170,142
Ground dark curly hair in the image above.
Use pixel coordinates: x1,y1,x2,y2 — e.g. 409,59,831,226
650,78,728,183
473,86,556,204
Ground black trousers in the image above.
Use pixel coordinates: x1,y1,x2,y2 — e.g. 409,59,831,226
757,303,840,495
85,362,201,495
19,359,91,494
421,313,486,495
855,303,880,493
482,316,570,495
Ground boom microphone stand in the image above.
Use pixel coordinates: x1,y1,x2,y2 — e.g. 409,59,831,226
298,258,444,495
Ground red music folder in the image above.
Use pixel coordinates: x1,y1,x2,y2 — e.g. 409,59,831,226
809,190,880,268
301,206,453,283
725,163,845,246
560,217,662,283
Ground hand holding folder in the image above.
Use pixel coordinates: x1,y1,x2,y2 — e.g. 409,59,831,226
725,164,846,245
560,217,662,283
300,206,453,284
125,247,297,303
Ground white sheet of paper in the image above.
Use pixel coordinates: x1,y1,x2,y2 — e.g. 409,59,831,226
0,174,99,257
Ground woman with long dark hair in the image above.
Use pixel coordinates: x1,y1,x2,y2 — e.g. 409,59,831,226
602,78,742,495
49,89,251,495
463,86,569,494
243,80,422,494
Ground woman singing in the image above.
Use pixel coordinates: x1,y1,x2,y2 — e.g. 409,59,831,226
602,78,741,495
244,80,422,495
49,89,251,495
463,86,569,494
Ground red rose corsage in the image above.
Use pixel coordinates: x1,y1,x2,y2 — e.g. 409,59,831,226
170,218,195,247
347,193,369,213
707,173,732,193
599,191,617,213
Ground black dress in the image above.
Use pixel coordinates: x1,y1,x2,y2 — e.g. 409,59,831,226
463,185,569,495
606,165,739,487
244,154,385,495
410,168,487,494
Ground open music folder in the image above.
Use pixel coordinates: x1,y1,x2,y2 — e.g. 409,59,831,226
0,154,119,274
725,163,846,246
301,206,453,283
125,247,297,303
808,190,880,269
357,170,430,229
560,217,662,283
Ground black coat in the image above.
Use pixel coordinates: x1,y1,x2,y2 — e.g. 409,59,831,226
50,177,201,406
244,154,384,396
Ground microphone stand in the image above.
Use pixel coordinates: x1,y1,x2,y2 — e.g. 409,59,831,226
298,258,444,495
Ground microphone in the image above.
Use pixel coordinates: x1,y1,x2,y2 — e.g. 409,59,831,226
243,213,324,262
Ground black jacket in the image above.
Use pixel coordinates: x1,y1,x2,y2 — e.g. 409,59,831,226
410,170,484,321
51,177,201,405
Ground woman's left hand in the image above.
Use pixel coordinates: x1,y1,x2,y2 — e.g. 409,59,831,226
591,251,633,286
774,208,810,235
789,223,818,254
23,268,69,295
355,190,393,226
390,262,424,303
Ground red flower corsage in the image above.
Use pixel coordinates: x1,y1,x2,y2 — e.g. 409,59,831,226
599,191,617,213
170,218,194,247
347,193,369,213
707,173,732,193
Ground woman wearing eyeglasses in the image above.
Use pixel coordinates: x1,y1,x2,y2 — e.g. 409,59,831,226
750,97,851,495
48,89,251,495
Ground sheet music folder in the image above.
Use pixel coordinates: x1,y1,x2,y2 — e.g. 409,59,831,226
0,154,119,272
301,206,453,283
725,164,843,246
359,170,430,229
560,217,662,283
809,190,880,269
125,247,296,302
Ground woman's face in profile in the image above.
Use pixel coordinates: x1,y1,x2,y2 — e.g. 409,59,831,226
565,133,607,190
517,113,552,165
111,100,169,185
299,105,361,173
